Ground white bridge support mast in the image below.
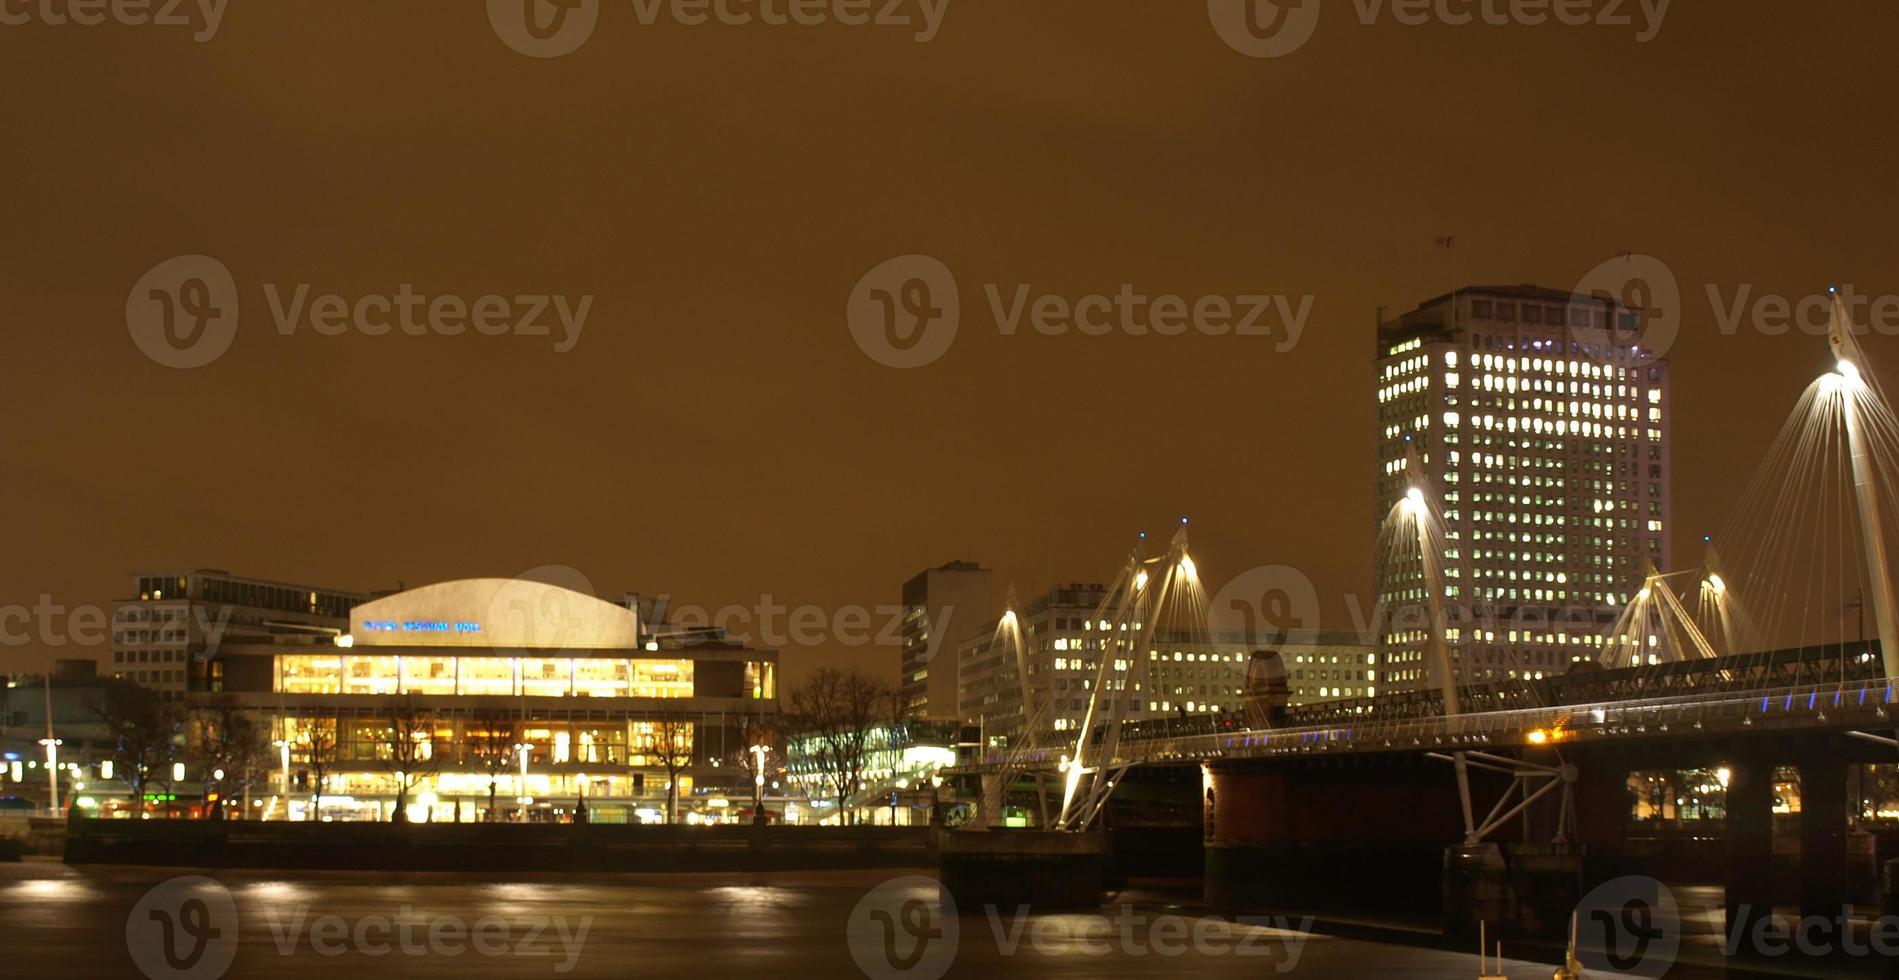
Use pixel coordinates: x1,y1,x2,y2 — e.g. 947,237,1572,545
1058,527,1190,831
1831,292,1899,684
1402,453,1476,838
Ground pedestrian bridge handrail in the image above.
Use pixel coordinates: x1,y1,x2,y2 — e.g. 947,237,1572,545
963,674,1895,773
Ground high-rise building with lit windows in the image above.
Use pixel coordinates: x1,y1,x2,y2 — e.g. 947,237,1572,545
1373,285,1671,695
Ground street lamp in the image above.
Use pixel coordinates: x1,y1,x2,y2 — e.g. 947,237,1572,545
273,736,292,822
38,738,62,816
514,742,534,821
750,744,771,825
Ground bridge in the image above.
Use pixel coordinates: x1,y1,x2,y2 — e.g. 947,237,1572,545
986,640,1894,767
939,294,1899,939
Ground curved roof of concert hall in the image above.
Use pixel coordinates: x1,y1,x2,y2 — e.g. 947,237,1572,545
347,578,644,650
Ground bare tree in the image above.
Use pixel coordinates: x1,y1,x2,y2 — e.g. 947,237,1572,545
647,717,694,824
468,708,520,822
380,696,439,822
91,684,183,817
298,717,340,821
190,696,269,821
786,667,902,824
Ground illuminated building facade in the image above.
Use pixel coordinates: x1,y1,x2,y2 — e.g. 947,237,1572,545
199,578,778,824
112,570,370,701
900,560,992,719
956,582,1375,740
1374,285,1671,693
783,719,959,825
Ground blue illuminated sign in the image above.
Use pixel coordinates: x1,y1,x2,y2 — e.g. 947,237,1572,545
362,620,481,634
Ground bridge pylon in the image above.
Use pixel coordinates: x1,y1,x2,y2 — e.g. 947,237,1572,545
1828,290,1899,685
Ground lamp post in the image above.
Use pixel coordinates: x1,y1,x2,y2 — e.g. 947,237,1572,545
513,742,534,822
750,744,770,826
41,673,60,816
273,736,291,822
38,738,62,817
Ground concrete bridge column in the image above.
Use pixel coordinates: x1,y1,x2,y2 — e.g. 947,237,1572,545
1572,764,1632,886
1204,760,1473,915
1797,754,1852,918
1725,753,1776,943
1202,764,1290,909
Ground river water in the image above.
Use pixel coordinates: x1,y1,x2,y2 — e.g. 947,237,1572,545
0,860,1689,978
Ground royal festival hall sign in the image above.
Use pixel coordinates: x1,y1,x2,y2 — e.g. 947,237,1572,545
361,620,483,635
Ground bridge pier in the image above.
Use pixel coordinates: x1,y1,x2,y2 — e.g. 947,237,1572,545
938,830,1109,911
1725,752,1777,945
1202,765,1291,910
1797,752,1852,918
1441,841,1583,939
1572,763,1632,885
1202,759,1472,914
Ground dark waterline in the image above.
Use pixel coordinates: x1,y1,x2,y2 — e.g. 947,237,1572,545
3,860,1600,979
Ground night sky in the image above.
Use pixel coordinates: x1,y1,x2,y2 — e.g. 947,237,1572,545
4,1,1897,687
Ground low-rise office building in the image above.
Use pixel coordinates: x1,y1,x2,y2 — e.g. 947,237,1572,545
957,582,1376,742
112,570,372,701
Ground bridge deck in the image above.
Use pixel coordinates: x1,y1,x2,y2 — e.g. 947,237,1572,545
963,642,1893,772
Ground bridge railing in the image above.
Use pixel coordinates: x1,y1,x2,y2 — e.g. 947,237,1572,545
966,642,1889,771
1107,674,1897,765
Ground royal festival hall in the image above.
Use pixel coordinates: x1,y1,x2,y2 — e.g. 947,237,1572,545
203,578,778,824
